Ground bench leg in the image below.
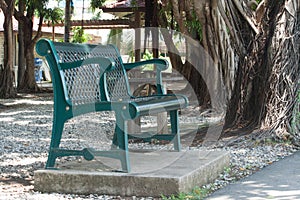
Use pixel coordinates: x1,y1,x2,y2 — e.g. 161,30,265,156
46,116,65,168
170,110,181,151
115,116,130,172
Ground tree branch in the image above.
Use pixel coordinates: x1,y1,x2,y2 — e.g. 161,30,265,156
172,0,186,32
0,0,8,13
32,15,44,43
232,0,259,34
14,8,27,22
217,1,246,55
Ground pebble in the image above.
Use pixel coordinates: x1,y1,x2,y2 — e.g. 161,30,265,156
0,95,298,199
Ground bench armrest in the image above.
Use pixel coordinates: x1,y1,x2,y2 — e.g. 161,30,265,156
123,58,169,71
59,57,115,72
124,59,169,94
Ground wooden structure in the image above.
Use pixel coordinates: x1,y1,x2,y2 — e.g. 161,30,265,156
52,19,135,29
43,0,147,59
101,0,147,62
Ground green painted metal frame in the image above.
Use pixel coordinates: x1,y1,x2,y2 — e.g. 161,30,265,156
36,38,188,173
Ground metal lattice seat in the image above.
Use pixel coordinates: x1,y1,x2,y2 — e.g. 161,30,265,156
36,39,188,172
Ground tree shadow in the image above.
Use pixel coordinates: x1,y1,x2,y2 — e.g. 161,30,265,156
0,177,33,186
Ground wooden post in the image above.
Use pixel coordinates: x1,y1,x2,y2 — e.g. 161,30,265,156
128,11,142,134
134,11,141,62
152,16,168,134
157,85,168,134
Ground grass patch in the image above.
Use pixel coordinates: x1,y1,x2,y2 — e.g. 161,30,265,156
161,187,211,200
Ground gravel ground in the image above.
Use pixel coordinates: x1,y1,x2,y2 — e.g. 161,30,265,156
0,94,298,200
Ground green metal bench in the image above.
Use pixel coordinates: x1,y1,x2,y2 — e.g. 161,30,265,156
36,39,188,172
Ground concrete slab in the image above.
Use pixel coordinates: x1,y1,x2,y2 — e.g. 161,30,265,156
34,150,229,197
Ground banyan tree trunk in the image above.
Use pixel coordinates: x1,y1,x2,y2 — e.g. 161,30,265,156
224,0,300,142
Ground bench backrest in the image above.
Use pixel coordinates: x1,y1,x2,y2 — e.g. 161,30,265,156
36,39,131,106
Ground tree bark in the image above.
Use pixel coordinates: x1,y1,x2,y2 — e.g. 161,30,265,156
14,3,44,92
0,0,16,98
157,0,212,107
189,0,237,112
224,0,300,141
261,0,300,140
64,0,71,42
158,0,300,141
16,16,37,91
17,0,25,88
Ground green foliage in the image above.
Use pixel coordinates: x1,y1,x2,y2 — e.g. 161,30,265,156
249,4,257,11
142,49,153,60
27,0,49,14
224,166,231,174
159,3,202,41
185,10,202,40
130,0,137,7
296,89,300,120
71,27,91,43
15,0,49,17
107,29,122,47
289,88,300,140
90,0,106,12
158,1,178,31
142,49,154,71
91,10,103,20
44,7,64,25
248,0,263,11
161,187,210,200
